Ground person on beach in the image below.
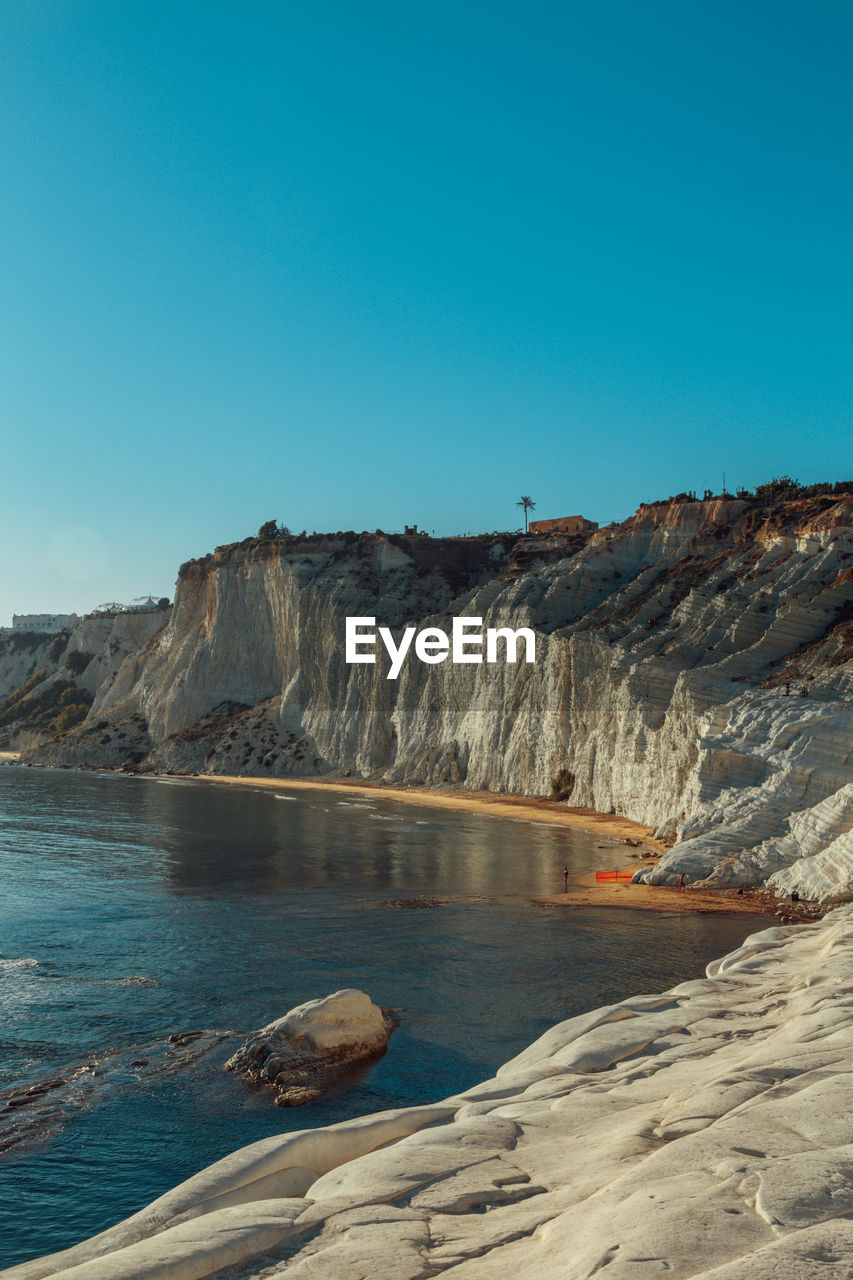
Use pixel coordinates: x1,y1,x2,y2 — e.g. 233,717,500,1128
679,873,686,893
563,866,568,892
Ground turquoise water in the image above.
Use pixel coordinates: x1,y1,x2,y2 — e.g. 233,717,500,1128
0,764,773,1268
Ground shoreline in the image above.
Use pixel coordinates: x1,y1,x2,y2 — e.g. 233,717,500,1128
188,772,802,919
4,758,812,919
537,875,790,917
190,771,667,850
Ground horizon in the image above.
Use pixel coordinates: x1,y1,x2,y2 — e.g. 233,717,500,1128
2,1,851,625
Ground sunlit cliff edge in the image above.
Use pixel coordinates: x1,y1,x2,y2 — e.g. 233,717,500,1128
2,494,851,902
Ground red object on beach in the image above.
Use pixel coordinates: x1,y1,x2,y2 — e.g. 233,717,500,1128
594,870,635,882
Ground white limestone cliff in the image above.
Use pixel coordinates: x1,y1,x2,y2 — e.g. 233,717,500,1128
0,610,168,752
5,905,853,1280
0,610,169,705
21,495,853,898
635,694,853,901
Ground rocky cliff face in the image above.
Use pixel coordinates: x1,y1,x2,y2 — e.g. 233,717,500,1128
22,496,853,900
0,609,168,750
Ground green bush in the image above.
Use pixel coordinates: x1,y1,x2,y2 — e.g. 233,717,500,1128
64,651,93,676
257,521,291,540
550,769,575,802
0,673,93,736
53,704,90,734
48,635,68,663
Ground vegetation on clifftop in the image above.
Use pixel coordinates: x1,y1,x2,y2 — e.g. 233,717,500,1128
643,477,853,508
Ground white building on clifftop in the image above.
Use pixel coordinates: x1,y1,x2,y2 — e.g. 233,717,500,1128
12,613,79,633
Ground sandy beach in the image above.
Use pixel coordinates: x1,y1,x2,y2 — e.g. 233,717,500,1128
3,756,805,918
194,772,665,849
537,873,793,917
191,772,809,919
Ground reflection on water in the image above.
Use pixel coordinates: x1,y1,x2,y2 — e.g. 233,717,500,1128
0,764,774,1267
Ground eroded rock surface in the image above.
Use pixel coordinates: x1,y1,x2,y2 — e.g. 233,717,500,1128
7,907,853,1280
224,990,396,1105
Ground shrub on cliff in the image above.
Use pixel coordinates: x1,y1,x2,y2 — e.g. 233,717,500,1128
257,521,291,540
64,651,93,676
53,703,91,734
754,476,801,503
48,634,68,662
0,632,44,653
0,674,93,738
550,769,575,802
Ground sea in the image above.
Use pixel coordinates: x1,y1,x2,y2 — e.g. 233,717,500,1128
0,762,774,1269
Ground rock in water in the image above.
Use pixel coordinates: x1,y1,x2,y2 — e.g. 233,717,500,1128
224,989,396,1105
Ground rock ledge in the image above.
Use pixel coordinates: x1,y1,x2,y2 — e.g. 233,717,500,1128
7,911,853,1280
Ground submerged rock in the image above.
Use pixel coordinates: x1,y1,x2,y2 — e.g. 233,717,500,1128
224,989,396,1105
0,1029,231,1157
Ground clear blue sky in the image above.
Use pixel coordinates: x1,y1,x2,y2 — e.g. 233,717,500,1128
1,0,850,623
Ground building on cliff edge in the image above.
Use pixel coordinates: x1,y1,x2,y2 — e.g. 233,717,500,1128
10,613,79,634
528,515,598,536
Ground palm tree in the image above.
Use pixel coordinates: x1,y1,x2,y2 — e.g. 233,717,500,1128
517,495,536,533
